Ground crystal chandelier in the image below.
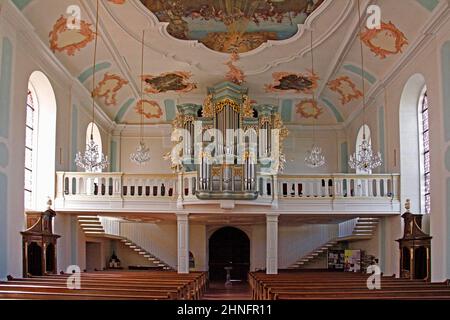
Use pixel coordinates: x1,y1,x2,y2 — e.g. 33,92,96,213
304,29,326,168
348,0,382,172
130,141,151,165
305,145,326,168
129,30,151,165
348,134,382,171
75,0,109,172
75,136,109,172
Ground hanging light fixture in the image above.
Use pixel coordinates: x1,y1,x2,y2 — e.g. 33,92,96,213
348,0,382,172
305,29,326,168
130,30,151,165
75,0,109,172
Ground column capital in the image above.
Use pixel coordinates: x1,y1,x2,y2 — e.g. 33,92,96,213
266,213,279,222
175,212,189,221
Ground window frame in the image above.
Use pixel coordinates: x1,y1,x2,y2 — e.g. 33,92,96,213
417,87,430,214
24,85,39,210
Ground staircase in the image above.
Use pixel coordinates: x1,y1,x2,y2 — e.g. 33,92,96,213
77,215,174,270
338,217,379,241
289,217,380,269
289,239,338,269
78,215,105,236
119,239,173,270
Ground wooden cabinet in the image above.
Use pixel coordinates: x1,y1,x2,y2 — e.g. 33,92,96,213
396,201,432,281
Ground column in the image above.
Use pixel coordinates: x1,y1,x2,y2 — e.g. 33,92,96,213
266,213,279,275
176,213,189,274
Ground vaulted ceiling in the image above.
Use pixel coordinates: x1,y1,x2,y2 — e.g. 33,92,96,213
15,0,442,126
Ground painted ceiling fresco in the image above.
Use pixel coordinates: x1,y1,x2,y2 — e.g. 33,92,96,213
12,0,441,125
266,71,319,94
139,0,325,53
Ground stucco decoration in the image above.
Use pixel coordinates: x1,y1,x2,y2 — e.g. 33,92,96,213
360,21,408,59
49,15,95,56
327,76,363,105
93,73,129,106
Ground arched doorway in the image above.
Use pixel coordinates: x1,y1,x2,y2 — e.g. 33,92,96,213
209,227,250,282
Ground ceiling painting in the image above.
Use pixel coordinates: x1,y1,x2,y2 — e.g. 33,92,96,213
265,71,319,94
135,100,164,119
142,72,197,94
296,99,323,119
139,0,325,53
49,16,95,56
360,21,408,59
93,73,129,106
327,76,363,105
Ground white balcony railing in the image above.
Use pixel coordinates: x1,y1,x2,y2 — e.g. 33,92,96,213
55,172,400,213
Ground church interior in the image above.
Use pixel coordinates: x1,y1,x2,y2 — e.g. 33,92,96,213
1,0,450,302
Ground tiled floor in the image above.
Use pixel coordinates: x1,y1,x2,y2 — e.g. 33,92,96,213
202,281,252,300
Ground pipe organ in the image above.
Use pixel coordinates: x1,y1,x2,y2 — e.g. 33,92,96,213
170,81,287,200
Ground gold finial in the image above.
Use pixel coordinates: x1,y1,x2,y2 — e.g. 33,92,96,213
405,199,411,212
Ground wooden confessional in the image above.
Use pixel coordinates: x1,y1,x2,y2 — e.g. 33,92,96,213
21,207,60,277
397,200,432,281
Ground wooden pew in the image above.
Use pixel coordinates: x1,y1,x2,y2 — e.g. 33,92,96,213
249,271,450,300
1,271,208,300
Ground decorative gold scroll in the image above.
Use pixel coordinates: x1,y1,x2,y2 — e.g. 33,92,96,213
215,98,240,114
242,95,254,118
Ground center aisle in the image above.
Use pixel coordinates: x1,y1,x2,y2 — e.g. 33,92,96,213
202,281,252,300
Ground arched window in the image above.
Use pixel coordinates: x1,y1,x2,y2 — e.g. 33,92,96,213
418,88,430,214
24,71,57,211
399,74,428,214
85,122,103,173
24,87,38,210
355,124,372,174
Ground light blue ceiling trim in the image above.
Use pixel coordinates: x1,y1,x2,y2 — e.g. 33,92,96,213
321,97,344,123
415,0,439,11
11,0,32,10
114,98,135,123
77,62,111,83
281,100,293,123
343,64,377,85
164,99,176,121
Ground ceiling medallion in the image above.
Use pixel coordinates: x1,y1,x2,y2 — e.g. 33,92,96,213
327,76,363,105
93,73,128,106
296,99,323,119
265,71,320,94
135,100,163,119
360,21,408,59
141,72,197,94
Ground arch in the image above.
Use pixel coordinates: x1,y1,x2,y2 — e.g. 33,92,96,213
26,71,57,211
208,226,250,282
399,73,426,212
